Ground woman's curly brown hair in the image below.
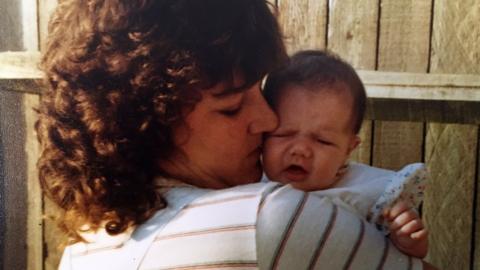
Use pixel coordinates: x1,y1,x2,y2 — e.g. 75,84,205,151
36,0,286,241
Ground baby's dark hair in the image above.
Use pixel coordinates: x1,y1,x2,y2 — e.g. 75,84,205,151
264,50,366,134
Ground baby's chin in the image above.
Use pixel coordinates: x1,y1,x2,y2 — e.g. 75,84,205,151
266,175,315,192
289,181,323,192
287,176,338,192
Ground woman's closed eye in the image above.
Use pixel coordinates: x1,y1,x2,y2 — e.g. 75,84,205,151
219,106,242,117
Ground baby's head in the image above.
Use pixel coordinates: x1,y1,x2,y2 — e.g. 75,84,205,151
262,50,366,191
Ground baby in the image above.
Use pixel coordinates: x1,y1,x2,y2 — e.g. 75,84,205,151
262,50,428,258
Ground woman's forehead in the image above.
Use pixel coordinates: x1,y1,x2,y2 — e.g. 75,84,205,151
208,73,257,98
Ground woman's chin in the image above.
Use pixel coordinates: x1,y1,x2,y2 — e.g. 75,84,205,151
235,162,263,185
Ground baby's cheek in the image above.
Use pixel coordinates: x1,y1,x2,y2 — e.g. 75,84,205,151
262,148,281,178
309,168,338,189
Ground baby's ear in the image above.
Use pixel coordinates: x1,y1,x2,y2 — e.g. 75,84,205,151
347,135,361,154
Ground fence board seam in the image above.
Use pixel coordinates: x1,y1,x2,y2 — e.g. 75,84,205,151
472,126,480,270
374,0,381,71
324,0,329,49
426,0,435,73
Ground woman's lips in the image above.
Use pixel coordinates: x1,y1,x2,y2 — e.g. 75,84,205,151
283,165,309,182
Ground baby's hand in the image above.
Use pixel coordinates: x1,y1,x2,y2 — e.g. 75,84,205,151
383,201,428,258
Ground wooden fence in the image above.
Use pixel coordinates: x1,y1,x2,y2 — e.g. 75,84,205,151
0,0,479,269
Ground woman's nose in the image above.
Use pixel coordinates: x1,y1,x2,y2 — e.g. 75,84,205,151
248,88,278,135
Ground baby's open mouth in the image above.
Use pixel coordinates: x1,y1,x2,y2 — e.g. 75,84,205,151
284,165,309,182
286,165,307,174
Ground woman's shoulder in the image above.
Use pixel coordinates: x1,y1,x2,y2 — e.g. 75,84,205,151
58,226,135,269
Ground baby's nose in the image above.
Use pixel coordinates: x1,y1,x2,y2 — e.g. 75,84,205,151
289,140,313,158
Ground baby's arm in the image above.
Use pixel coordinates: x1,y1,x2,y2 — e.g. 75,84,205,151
384,200,428,258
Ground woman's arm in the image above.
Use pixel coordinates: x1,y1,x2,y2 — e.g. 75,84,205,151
257,186,433,269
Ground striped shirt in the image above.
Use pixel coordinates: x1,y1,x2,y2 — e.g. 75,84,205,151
59,182,422,269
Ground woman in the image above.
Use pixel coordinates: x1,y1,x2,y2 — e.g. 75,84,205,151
36,0,437,269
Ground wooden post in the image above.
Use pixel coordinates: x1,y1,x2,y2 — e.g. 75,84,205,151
328,0,379,164
38,0,58,50
0,90,29,270
0,0,42,268
424,124,477,269
476,129,480,270
372,0,432,170
25,94,43,270
21,0,39,51
424,0,480,269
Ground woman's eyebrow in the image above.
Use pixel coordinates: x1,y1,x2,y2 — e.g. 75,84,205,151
211,86,247,98
211,90,245,104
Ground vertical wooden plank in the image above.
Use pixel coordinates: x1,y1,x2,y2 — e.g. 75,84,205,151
377,0,432,72
430,1,480,75
475,128,480,270
328,0,379,165
24,0,42,267
372,121,424,170
0,0,39,51
0,90,28,270
44,198,67,270
24,94,43,270
38,0,58,50
373,0,431,170
424,124,477,270
0,97,5,270
21,0,39,51
0,1,36,267
426,2,480,269
277,0,327,54
0,0,23,51
350,120,372,164
328,0,378,69
38,2,62,268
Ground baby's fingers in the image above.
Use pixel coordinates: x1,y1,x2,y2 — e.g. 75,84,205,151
384,201,411,221
389,209,417,230
411,228,428,240
393,218,424,236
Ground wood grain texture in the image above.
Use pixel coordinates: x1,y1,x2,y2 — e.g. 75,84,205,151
0,79,43,95
428,2,480,269
0,51,42,79
349,120,372,164
358,70,480,101
430,0,480,74
277,0,327,54
373,0,431,170
38,0,58,50
366,98,480,125
476,129,480,270
21,0,40,51
327,0,378,69
0,90,28,270
372,121,423,170
24,94,43,270
44,198,68,270
0,0,23,50
377,0,432,72
359,70,480,89
423,123,477,270
328,0,379,166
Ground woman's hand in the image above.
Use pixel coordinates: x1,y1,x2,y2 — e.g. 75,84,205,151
384,200,428,258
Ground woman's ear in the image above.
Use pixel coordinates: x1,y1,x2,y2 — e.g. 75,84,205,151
347,135,361,155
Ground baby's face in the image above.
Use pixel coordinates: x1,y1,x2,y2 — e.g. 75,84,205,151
263,86,359,191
